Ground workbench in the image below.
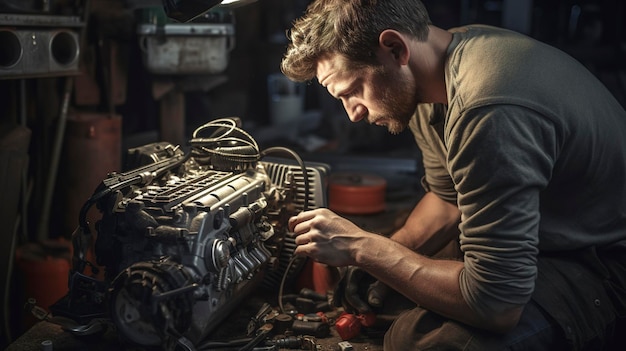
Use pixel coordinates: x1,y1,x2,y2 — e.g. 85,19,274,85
6,297,386,351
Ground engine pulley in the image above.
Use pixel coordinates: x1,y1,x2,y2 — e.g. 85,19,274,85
109,259,195,346
206,238,231,272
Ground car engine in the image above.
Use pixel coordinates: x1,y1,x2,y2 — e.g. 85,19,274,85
48,118,328,350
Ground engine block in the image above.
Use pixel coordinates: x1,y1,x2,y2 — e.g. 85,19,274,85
49,119,328,349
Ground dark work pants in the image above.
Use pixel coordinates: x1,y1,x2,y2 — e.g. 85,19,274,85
384,299,568,350
383,246,626,350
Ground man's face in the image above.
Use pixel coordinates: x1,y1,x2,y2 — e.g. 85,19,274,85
317,54,418,134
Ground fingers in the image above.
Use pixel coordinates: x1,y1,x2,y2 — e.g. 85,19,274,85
293,227,317,246
288,209,319,233
345,292,371,314
291,210,325,263
290,209,326,246
293,240,315,257
344,267,371,314
367,280,390,307
289,210,316,250
289,208,354,267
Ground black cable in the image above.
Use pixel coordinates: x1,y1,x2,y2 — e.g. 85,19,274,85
278,255,300,314
77,151,191,233
196,336,253,350
259,147,311,314
76,173,145,233
77,188,112,235
260,146,310,211
190,118,260,164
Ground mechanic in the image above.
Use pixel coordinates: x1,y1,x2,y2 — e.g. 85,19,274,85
282,0,626,350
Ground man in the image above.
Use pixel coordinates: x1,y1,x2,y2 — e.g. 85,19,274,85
282,0,626,350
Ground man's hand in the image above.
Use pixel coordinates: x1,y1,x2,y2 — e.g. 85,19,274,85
288,208,371,267
333,266,390,314
288,209,392,313
366,279,390,307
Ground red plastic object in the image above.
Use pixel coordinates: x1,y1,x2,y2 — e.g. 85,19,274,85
357,312,377,327
335,312,362,340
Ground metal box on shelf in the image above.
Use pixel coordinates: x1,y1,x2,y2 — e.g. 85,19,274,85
0,13,82,79
138,22,235,75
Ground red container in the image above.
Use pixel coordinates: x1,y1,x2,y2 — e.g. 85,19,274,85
15,243,71,330
328,172,386,215
60,112,121,236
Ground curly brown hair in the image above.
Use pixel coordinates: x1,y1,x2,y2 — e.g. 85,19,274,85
280,0,432,82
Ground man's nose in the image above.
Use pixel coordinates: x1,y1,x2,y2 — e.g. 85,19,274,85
345,102,366,122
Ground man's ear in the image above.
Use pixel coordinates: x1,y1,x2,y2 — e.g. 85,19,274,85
378,29,409,65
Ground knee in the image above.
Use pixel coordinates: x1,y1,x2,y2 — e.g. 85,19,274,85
383,310,418,350
383,308,446,350
383,307,486,351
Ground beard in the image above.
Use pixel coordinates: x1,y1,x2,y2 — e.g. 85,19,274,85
367,66,419,135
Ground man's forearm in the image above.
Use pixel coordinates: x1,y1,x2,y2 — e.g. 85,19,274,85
356,233,523,333
391,192,461,256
